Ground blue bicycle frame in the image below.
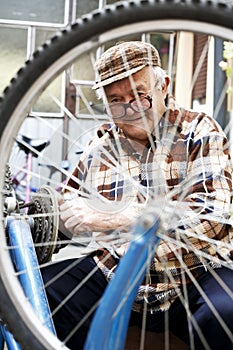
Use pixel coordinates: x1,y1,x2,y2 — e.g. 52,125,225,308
85,214,160,350
1,217,56,350
2,212,160,350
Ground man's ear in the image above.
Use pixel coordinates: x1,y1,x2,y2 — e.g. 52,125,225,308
162,76,170,94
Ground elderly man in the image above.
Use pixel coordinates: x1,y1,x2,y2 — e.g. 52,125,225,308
42,41,233,350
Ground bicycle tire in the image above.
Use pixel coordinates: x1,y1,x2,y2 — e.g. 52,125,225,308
0,1,233,349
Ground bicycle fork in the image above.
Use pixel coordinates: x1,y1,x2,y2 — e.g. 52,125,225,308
85,211,161,350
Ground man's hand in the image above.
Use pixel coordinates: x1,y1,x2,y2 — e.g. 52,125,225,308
59,196,136,236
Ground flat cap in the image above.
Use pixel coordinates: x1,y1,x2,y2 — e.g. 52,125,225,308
93,41,161,89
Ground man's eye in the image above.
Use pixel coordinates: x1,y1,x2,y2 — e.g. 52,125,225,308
137,92,145,97
110,99,120,103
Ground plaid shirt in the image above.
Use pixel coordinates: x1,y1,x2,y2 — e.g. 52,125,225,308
67,97,233,314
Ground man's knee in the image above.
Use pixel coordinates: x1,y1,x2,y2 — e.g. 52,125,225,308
193,296,233,349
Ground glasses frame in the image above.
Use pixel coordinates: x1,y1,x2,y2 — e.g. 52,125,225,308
106,95,153,119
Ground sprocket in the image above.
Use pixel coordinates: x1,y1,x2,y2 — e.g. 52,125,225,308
28,185,59,263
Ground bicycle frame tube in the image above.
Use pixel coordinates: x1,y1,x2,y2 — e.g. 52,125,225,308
7,218,56,334
0,327,21,350
25,153,33,205
85,214,160,350
0,327,4,350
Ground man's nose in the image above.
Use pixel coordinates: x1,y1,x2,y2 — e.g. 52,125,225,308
125,104,135,116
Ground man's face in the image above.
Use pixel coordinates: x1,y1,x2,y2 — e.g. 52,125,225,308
104,66,169,145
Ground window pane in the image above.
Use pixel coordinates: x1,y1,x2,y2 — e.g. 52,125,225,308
76,0,99,18
0,0,65,24
0,27,27,93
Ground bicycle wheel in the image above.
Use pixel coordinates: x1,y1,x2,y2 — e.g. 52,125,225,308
0,1,233,349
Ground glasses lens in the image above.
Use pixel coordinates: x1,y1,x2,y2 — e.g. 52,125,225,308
131,97,151,112
108,104,125,118
107,96,151,118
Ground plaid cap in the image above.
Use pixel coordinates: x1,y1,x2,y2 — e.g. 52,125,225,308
93,41,161,89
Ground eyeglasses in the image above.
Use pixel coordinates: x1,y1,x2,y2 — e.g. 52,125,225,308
106,96,152,119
